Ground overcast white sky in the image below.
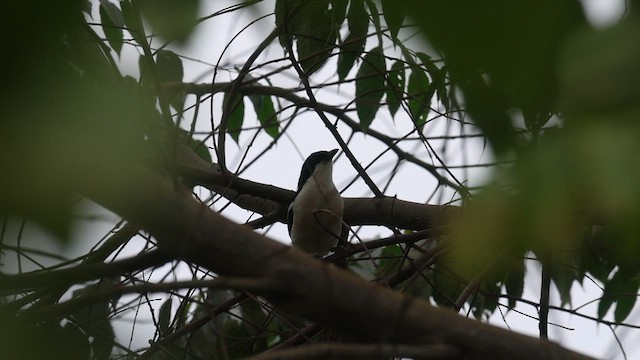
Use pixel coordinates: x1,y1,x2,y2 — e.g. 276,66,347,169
2,0,633,358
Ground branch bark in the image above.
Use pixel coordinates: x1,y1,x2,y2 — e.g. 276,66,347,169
76,158,594,360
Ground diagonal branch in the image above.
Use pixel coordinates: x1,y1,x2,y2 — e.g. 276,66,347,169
76,156,594,360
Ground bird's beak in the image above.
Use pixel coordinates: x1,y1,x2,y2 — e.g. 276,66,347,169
329,148,339,158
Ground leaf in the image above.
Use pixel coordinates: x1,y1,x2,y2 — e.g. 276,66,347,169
158,298,173,336
337,0,368,80
136,0,198,42
71,283,116,360
99,1,124,55
355,47,386,129
381,0,404,42
432,269,460,308
504,258,525,309
156,49,184,110
550,252,578,307
120,0,147,48
190,139,212,164
294,0,338,74
156,50,183,83
330,0,349,29
216,321,255,358
364,0,382,41
407,67,430,128
597,270,639,321
610,270,640,322
138,54,154,86
224,94,245,144
386,60,405,117
82,0,92,16
240,298,267,328
615,291,637,323
415,52,440,77
249,95,279,139
375,244,403,278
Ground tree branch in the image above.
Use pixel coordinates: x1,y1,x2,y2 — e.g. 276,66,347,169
76,157,594,360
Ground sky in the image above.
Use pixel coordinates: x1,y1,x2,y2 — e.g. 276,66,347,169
2,0,634,358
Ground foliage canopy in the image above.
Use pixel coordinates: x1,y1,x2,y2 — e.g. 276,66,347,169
1,1,639,359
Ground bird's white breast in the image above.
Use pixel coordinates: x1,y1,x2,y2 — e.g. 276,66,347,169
290,163,343,255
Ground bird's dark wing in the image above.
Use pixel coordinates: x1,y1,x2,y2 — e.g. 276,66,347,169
287,201,294,234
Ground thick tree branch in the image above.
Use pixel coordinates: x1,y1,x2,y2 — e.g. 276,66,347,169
76,159,594,360
174,149,456,231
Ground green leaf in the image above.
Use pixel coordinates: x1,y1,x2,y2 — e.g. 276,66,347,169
375,244,403,278
156,49,184,110
249,95,279,139
156,50,183,83
615,291,637,323
120,0,147,48
550,252,578,307
330,0,349,29
386,60,405,117
158,298,173,336
216,321,255,358
136,0,198,42
407,67,430,128
224,94,245,144
504,259,525,309
355,47,386,129
99,1,124,56
364,0,382,43
337,0,368,80
71,283,116,360
82,0,92,16
240,298,267,328
295,0,338,74
597,270,639,321
138,54,154,86
190,139,212,164
415,52,440,77
432,269,460,308
381,0,404,42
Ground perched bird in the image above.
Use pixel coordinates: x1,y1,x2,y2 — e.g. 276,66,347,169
288,149,344,255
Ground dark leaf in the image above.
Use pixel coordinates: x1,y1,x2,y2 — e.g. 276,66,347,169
71,283,116,360
386,60,405,117
240,298,267,329
156,49,184,110
99,2,124,55
82,0,92,16
156,50,183,83
375,244,403,278
381,0,404,41
136,0,198,42
295,0,338,74
224,94,245,144
615,292,637,323
355,47,386,129
120,0,147,47
432,269,460,308
407,67,430,128
504,258,525,309
138,54,154,86
215,321,255,358
249,95,279,139
337,0,368,80
330,0,349,29
158,298,173,336
364,0,382,42
190,139,212,164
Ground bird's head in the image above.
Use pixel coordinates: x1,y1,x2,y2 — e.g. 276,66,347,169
297,149,338,191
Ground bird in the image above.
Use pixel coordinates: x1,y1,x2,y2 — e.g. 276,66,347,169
288,149,344,255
